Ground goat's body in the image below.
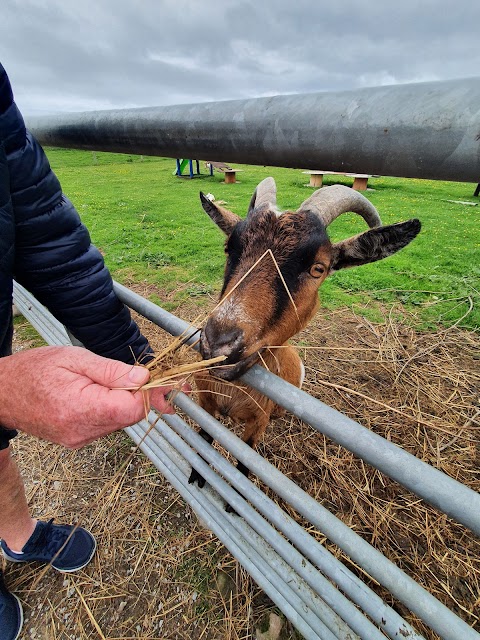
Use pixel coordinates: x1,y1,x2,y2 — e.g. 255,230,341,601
195,344,303,449
189,345,303,492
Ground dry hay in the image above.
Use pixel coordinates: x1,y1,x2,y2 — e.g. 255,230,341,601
266,307,479,638
4,294,479,639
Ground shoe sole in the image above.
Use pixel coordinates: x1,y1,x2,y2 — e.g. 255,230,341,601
2,529,97,573
11,592,24,640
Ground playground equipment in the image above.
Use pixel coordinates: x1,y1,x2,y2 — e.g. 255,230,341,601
173,158,200,178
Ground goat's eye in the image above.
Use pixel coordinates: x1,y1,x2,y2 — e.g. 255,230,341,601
309,263,326,278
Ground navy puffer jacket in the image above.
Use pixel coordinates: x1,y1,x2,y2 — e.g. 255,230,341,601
0,63,151,363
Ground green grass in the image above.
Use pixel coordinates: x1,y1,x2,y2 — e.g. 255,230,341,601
45,148,480,330
13,316,47,347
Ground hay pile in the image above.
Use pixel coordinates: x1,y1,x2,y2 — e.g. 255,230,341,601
4,297,479,639
264,307,479,638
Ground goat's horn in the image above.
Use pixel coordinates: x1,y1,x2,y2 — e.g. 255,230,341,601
299,184,382,228
248,177,277,213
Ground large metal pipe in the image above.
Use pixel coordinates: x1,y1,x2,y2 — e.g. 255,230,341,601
28,78,480,182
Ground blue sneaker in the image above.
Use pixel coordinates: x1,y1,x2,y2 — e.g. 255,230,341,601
1,519,96,573
0,571,23,640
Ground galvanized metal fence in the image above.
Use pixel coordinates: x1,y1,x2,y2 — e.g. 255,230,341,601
13,281,480,640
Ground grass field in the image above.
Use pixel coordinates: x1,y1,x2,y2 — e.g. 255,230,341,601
12,149,479,638
45,148,479,330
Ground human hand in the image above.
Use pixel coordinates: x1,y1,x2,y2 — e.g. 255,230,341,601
149,380,191,415
0,346,174,448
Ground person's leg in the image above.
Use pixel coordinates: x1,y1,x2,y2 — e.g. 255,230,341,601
0,441,96,572
0,447,37,552
0,444,30,640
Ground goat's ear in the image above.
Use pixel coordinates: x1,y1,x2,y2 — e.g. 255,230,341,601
200,192,241,235
330,219,421,272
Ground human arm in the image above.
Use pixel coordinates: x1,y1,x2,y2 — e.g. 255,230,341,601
2,66,176,416
1,64,150,364
10,131,150,364
0,346,174,448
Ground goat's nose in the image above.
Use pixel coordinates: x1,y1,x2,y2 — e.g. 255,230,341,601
201,323,244,361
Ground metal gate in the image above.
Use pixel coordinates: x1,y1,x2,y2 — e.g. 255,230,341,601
13,281,480,640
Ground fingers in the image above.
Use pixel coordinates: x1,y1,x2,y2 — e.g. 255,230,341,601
149,382,192,415
61,386,151,448
99,387,152,426
113,365,150,389
149,386,176,415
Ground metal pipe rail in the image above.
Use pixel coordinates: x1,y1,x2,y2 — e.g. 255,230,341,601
113,281,480,536
27,78,480,182
128,420,350,640
12,281,479,640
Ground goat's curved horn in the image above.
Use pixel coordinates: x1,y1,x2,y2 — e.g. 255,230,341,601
298,184,382,228
248,177,277,214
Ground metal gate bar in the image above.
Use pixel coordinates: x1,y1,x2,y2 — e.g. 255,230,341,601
127,422,337,640
113,281,480,536
146,416,387,640
160,411,417,640
143,426,345,637
171,392,477,640
27,77,480,182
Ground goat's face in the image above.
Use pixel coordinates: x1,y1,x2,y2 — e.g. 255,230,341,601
200,179,421,381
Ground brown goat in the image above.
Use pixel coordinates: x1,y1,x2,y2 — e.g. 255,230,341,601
189,178,421,493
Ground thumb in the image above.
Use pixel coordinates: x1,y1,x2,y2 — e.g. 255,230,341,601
75,351,150,389
107,363,150,389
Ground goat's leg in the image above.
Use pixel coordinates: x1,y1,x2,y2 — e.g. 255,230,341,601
188,429,214,488
225,436,254,515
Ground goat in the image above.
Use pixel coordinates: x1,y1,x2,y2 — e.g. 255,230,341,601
189,178,421,494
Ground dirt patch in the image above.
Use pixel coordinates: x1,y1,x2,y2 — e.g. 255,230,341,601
4,289,479,639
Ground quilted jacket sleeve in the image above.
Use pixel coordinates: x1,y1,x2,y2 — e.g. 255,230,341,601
1,65,153,364
0,142,14,358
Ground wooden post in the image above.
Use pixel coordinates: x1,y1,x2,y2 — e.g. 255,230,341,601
224,170,237,183
309,173,323,187
302,171,324,187
352,176,369,191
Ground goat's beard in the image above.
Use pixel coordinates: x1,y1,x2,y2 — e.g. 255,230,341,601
208,350,262,381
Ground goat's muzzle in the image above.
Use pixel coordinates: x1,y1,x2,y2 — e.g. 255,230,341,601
200,322,258,381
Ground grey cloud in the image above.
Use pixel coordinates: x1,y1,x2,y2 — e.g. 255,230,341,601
1,0,479,114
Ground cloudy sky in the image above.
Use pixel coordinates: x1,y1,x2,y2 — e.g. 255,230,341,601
1,0,479,115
